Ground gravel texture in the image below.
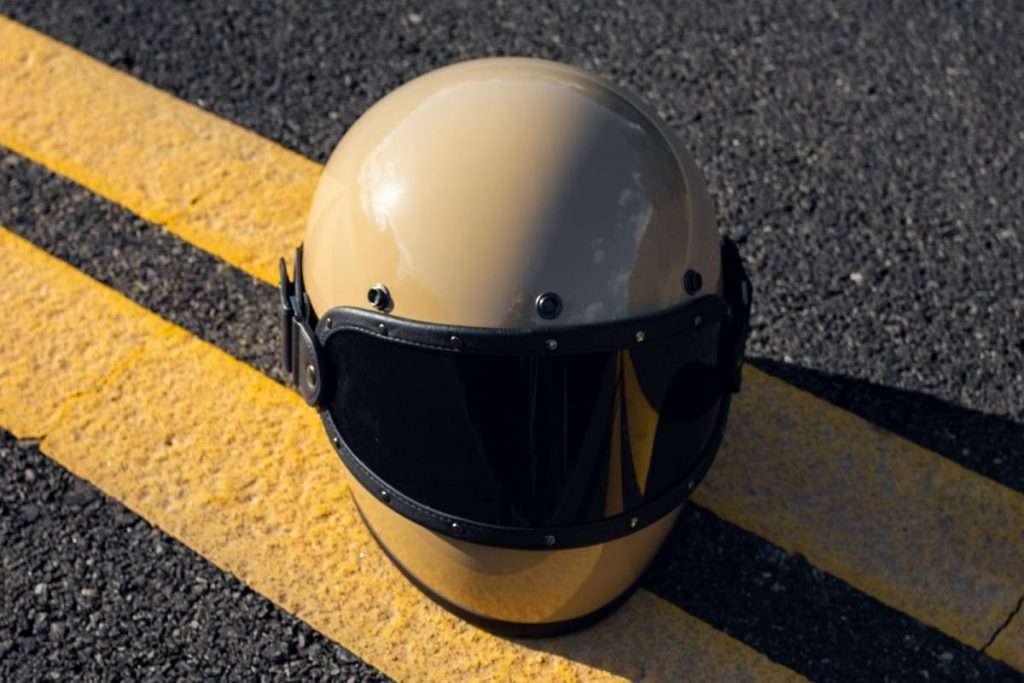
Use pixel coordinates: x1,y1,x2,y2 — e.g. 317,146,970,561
0,431,389,682
1,149,1019,683
3,0,1021,480
646,505,1022,683
0,151,284,385
6,1,1024,408
1,1,1023,679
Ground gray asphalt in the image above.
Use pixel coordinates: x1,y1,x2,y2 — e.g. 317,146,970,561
0,431,388,683
0,0,1023,680
4,0,1021,487
1,139,1019,682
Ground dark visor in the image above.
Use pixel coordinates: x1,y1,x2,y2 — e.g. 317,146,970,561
323,323,724,530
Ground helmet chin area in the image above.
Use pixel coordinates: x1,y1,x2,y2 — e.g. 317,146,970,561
351,480,683,635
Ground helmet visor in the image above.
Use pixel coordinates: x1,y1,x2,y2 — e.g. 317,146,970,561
322,322,724,531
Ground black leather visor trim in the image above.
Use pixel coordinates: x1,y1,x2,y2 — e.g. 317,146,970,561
320,395,730,550
314,294,731,357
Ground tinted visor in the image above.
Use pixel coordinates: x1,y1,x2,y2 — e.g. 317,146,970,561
324,323,723,529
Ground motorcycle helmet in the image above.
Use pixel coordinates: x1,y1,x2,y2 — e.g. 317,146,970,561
280,57,751,636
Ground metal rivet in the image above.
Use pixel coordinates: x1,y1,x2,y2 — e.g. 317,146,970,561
683,269,703,295
535,292,563,320
324,316,333,330
687,481,695,490
380,490,390,502
377,323,388,335
694,315,703,327
450,522,461,534
367,284,392,311
331,436,340,447
635,330,646,343
449,335,462,349
545,339,558,351
543,534,556,547
629,517,639,529
305,363,316,386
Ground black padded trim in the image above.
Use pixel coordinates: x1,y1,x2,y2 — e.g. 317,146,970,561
314,294,730,357
353,497,646,638
321,395,730,550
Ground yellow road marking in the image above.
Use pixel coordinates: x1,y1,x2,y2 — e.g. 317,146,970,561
699,377,1024,661
0,227,804,682
0,16,316,284
1,16,1022,669
990,604,1024,666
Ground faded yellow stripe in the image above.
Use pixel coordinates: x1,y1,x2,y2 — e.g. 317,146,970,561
989,604,1024,666
697,377,1024,658
0,16,317,284
0,227,803,682
2,15,1022,670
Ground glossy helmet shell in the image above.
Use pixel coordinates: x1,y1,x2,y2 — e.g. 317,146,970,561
300,57,725,633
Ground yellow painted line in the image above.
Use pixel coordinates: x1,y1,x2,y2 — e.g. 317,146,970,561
0,16,316,285
0,226,803,682
698,377,1024,665
989,606,1024,667
2,15,1022,669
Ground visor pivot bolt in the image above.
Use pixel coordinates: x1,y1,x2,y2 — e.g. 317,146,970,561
367,284,392,312
629,517,639,529
545,339,559,352
449,335,462,350
694,315,703,328
635,330,646,343
683,269,703,295
536,292,563,320
543,534,556,547
305,363,317,386
379,490,390,503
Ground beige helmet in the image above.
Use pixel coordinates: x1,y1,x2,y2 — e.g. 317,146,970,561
280,57,752,636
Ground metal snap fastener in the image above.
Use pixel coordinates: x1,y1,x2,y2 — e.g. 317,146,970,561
535,292,563,319
367,284,392,311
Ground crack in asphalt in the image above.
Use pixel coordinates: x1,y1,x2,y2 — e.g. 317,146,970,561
982,593,1024,654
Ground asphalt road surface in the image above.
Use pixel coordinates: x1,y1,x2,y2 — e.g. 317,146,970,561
1,1,1022,681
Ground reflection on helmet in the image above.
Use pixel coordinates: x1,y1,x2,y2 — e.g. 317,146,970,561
280,57,752,636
